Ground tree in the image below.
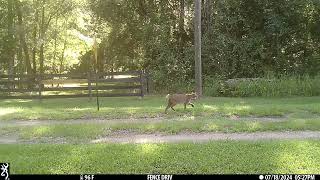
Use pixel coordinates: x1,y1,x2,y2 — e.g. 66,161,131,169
194,0,202,96
7,0,15,78
16,0,32,75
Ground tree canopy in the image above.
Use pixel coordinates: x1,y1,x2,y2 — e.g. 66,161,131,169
0,0,319,91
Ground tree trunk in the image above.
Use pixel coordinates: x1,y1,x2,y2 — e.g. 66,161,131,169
60,38,67,74
32,1,39,75
178,0,185,61
203,0,213,32
7,0,15,80
39,2,45,75
16,0,32,75
17,38,23,74
194,0,202,97
52,17,58,74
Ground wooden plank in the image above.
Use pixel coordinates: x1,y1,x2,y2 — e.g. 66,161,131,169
0,85,141,92
98,71,141,76
0,74,36,78
42,87,88,91
0,93,142,99
42,74,87,78
42,85,141,91
39,94,91,99
0,80,37,84
0,88,36,92
0,72,143,79
98,93,142,97
97,85,141,90
41,79,88,84
97,77,141,83
0,95,39,99
40,93,141,98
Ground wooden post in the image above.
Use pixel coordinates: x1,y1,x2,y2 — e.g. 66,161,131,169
88,72,92,101
140,70,144,98
194,0,202,97
38,74,42,100
146,70,149,94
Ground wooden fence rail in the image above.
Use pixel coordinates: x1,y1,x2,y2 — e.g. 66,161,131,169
0,71,148,99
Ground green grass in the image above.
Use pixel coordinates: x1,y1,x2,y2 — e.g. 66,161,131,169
0,115,319,142
1,96,320,174
1,96,320,141
0,140,319,174
1,96,320,120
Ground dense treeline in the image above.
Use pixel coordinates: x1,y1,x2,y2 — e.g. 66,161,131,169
0,0,90,75
0,0,319,93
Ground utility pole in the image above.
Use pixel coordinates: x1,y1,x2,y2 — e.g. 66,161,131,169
194,0,202,97
93,38,100,111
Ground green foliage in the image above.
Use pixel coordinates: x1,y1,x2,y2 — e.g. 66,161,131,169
0,0,319,94
0,0,92,74
203,75,320,97
202,0,320,78
88,0,320,93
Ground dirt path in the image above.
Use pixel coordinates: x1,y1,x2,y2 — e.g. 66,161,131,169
1,131,320,144
0,115,287,127
0,117,166,127
0,116,304,144
91,131,320,143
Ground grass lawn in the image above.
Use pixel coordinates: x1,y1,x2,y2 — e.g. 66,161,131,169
0,96,319,120
1,116,320,143
1,96,320,141
0,140,319,174
1,96,320,174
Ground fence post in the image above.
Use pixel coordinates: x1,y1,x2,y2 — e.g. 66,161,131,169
88,72,92,101
140,70,144,98
145,70,149,94
38,74,42,100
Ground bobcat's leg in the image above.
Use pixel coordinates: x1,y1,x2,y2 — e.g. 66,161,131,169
170,101,177,111
188,102,194,107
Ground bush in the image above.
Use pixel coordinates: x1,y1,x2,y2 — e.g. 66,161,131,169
204,75,320,97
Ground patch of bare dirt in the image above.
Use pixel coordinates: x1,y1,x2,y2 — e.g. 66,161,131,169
22,137,68,144
2,131,320,144
91,131,320,144
0,114,289,128
0,135,18,144
0,117,166,127
228,115,287,122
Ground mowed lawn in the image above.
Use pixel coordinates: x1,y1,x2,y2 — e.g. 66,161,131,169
0,96,320,120
1,96,320,174
0,140,319,174
1,96,320,142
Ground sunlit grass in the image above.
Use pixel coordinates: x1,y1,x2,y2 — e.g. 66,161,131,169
1,140,319,174
0,108,22,116
0,96,320,120
0,116,318,142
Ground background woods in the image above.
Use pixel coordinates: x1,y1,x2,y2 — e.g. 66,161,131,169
0,0,319,95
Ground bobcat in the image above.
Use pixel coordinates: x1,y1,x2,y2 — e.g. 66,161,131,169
164,92,198,113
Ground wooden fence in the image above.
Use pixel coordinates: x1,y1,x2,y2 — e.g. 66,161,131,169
0,71,148,99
